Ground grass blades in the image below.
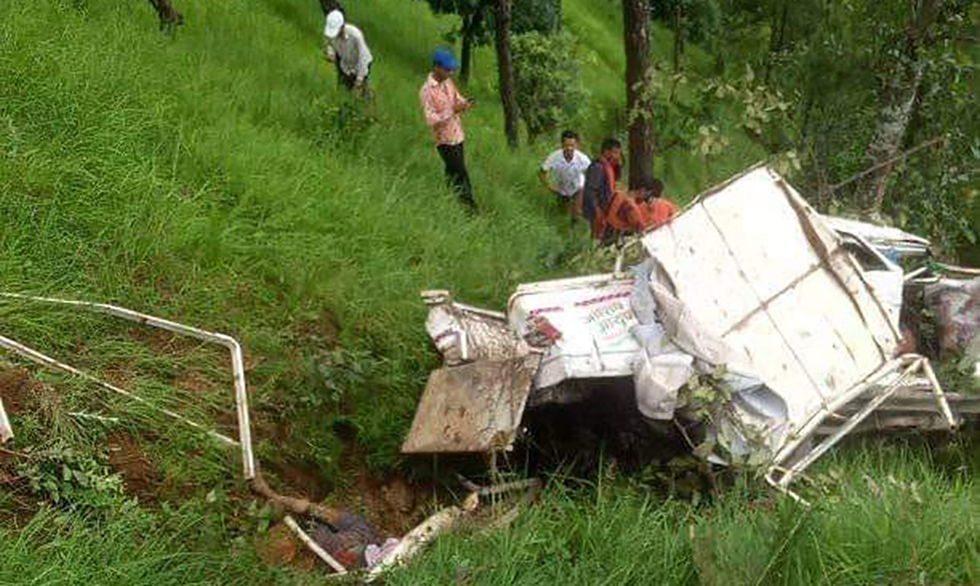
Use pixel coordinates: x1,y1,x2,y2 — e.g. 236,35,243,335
390,441,978,586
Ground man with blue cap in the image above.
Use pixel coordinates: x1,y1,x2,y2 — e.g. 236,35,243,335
419,49,476,211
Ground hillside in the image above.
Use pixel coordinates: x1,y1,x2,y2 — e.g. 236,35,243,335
0,1,976,585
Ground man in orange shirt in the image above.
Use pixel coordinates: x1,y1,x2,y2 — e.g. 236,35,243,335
419,50,476,212
633,178,677,230
606,177,678,236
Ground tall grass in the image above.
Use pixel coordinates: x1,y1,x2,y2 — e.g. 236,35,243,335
0,504,313,585
390,441,978,586
0,0,576,472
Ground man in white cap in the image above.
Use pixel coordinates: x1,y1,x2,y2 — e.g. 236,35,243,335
323,9,373,95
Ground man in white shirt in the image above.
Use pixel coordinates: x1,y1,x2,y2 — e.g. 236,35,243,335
538,130,591,223
323,10,373,96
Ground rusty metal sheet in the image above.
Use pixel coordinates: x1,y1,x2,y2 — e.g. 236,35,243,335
401,355,542,454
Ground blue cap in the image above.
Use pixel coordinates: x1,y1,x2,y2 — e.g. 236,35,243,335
432,49,458,71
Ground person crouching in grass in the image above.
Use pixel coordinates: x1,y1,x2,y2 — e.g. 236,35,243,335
538,130,591,224
323,9,373,98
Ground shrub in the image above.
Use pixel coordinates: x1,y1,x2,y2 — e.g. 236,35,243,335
18,443,124,511
649,0,722,44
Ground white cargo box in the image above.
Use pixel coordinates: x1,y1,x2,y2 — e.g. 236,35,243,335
507,274,641,389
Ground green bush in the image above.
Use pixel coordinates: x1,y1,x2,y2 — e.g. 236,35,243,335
513,0,563,34
511,31,588,141
18,443,124,511
649,0,722,44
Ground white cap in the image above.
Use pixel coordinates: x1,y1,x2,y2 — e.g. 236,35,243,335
324,10,344,38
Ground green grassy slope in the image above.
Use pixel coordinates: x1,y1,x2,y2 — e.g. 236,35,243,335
0,1,974,585
0,0,763,479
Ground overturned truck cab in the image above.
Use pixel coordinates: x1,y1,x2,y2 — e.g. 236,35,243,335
402,165,968,494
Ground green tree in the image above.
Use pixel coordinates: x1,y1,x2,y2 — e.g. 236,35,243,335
511,32,586,141
419,0,561,83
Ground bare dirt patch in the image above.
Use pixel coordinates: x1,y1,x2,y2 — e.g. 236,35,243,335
255,522,317,571
173,370,216,395
326,449,433,538
294,310,340,348
0,367,33,415
271,457,334,503
106,432,159,502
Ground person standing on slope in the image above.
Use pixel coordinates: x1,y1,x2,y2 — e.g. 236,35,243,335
538,129,591,224
419,50,477,212
323,10,373,97
581,138,623,242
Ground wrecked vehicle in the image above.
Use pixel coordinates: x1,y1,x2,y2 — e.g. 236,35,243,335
404,165,977,496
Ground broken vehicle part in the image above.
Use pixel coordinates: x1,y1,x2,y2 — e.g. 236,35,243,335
768,354,955,492
508,275,640,388
924,277,980,356
822,215,931,260
422,290,531,365
0,396,11,443
402,354,542,453
454,475,543,499
640,166,926,469
366,502,473,582
0,332,239,447
0,292,255,479
0,294,409,579
816,387,979,435
407,165,964,492
837,231,905,330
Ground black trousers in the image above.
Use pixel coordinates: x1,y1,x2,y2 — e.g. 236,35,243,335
338,64,371,95
437,142,476,209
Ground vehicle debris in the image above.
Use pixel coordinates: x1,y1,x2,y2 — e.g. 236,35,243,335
0,292,253,478
925,277,980,357
0,391,11,444
284,514,349,574
0,292,533,580
404,164,973,498
402,355,542,454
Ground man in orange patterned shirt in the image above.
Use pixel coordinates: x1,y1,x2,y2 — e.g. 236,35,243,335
419,50,476,211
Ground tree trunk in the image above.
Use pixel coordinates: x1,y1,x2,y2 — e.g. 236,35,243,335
460,6,486,85
857,0,938,217
764,0,789,84
146,0,182,31
672,3,683,73
622,0,655,190
494,0,520,149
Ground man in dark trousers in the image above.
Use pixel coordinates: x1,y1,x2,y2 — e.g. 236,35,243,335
419,50,477,212
582,138,623,241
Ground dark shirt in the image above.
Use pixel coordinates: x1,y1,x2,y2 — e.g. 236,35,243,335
309,511,380,569
582,159,613,223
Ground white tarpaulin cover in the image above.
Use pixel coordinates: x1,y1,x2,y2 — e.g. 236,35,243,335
640,165,900,451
